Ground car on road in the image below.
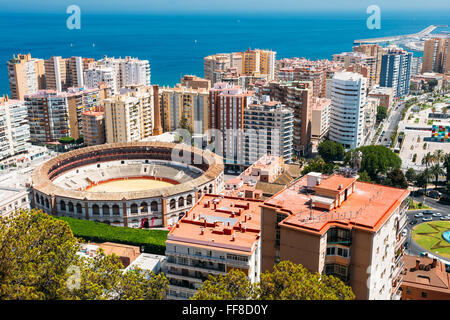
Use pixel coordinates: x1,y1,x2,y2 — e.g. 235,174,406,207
423,217,433,222
414,213,423,218
440,216,450,220
402,229,408,236
409,220,417,225
432,212,442,217
423,210,433,215
404,242,409,249
427,190,441,199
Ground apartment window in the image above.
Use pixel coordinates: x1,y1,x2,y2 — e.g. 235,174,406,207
326,247,336,256
406,288,411,295
421,292,427,298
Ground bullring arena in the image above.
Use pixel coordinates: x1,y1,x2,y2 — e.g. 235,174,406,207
31,142,224,228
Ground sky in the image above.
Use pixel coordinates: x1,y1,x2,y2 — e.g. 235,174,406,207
2,0,449,14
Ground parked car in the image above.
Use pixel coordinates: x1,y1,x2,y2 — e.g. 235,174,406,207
427,190,441,199
414,213,423,218
423,217,433,221
404,242,409,249
432,212,442,217
423,210,434,215
440,216,449,220
402,229,408,236
409,220,418,225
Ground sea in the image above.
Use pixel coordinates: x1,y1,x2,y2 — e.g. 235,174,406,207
0,10,448,96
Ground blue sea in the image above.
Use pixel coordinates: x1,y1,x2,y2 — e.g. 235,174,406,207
0,11,448,96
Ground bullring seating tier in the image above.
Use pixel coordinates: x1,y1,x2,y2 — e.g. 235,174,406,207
52,161,203,191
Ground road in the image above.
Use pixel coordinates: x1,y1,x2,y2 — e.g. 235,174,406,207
376,101,405,147
404,198,450,263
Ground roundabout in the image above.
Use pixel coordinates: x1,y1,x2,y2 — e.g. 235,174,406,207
411,221,450,259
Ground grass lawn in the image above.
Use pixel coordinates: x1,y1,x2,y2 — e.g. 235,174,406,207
56,216,168,255
412,221,450,258
408,200,431,211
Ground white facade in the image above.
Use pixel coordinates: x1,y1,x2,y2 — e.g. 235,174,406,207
165,239,261,300
243,102,294,165
329,72,367,149
84,67,117,96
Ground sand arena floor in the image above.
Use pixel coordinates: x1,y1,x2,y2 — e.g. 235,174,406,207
86,178,174,192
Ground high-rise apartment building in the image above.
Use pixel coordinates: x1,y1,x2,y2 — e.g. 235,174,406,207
84,67,117,96
104,85,154,143
352,44,385,86
7,54,45,100
25,86,108,143
422,38,450,74
204,49,276,85
379,46,412,98
81,107,106,146
329,72,367,149
165,194,264,300
44,56,89,92
160,86,209,136
243,100,294,166
0,96,30,160
261,171,410,300
333,52,377,89
98,56,151,88
208,83,254,166
311,97,331,142
180,75,211,90
253,81,313,156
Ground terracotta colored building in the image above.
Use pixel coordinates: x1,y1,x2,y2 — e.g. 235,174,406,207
261,171,410,300
401,255,450,300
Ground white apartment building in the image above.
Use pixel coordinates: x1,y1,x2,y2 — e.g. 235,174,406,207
0,187,30,218
243,100,294,166
104,85,154,143
0,97,30,161
329,72,367,149
98,56,151,88
311,97,331,142
165,194,263,299
84,67,118,96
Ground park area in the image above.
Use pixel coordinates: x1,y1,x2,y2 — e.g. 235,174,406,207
412,221,450,259
56,216,169,255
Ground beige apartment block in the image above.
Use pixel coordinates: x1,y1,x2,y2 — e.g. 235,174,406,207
422,38,450,74
7,54,45,100
261,172,410,300
160,85,209,135
104,85,155,143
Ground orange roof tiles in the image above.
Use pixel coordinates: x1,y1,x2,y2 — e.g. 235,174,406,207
263,174,409,235
167,194,263,255
314,174,356,193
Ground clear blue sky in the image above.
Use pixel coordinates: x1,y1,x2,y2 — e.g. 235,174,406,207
2,0,449,14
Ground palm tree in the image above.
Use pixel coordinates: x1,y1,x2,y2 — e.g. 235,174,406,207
443,106,448,117
430,164,445,189
433,149,445,166
421,152,435,169
431,106,436,114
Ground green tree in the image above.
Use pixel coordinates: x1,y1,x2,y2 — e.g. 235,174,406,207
376,105,387,122
0,209,169,300
415,169,432,195
344,145,401,180
430,164,444,189
357,171,372,182
191,269,256,300
421,152,435,169
59,136,76,145
76,135,84,145
192,261,355,300
405,168,417,185
317,140,345,163
385,168,408,189
258,261,354,300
